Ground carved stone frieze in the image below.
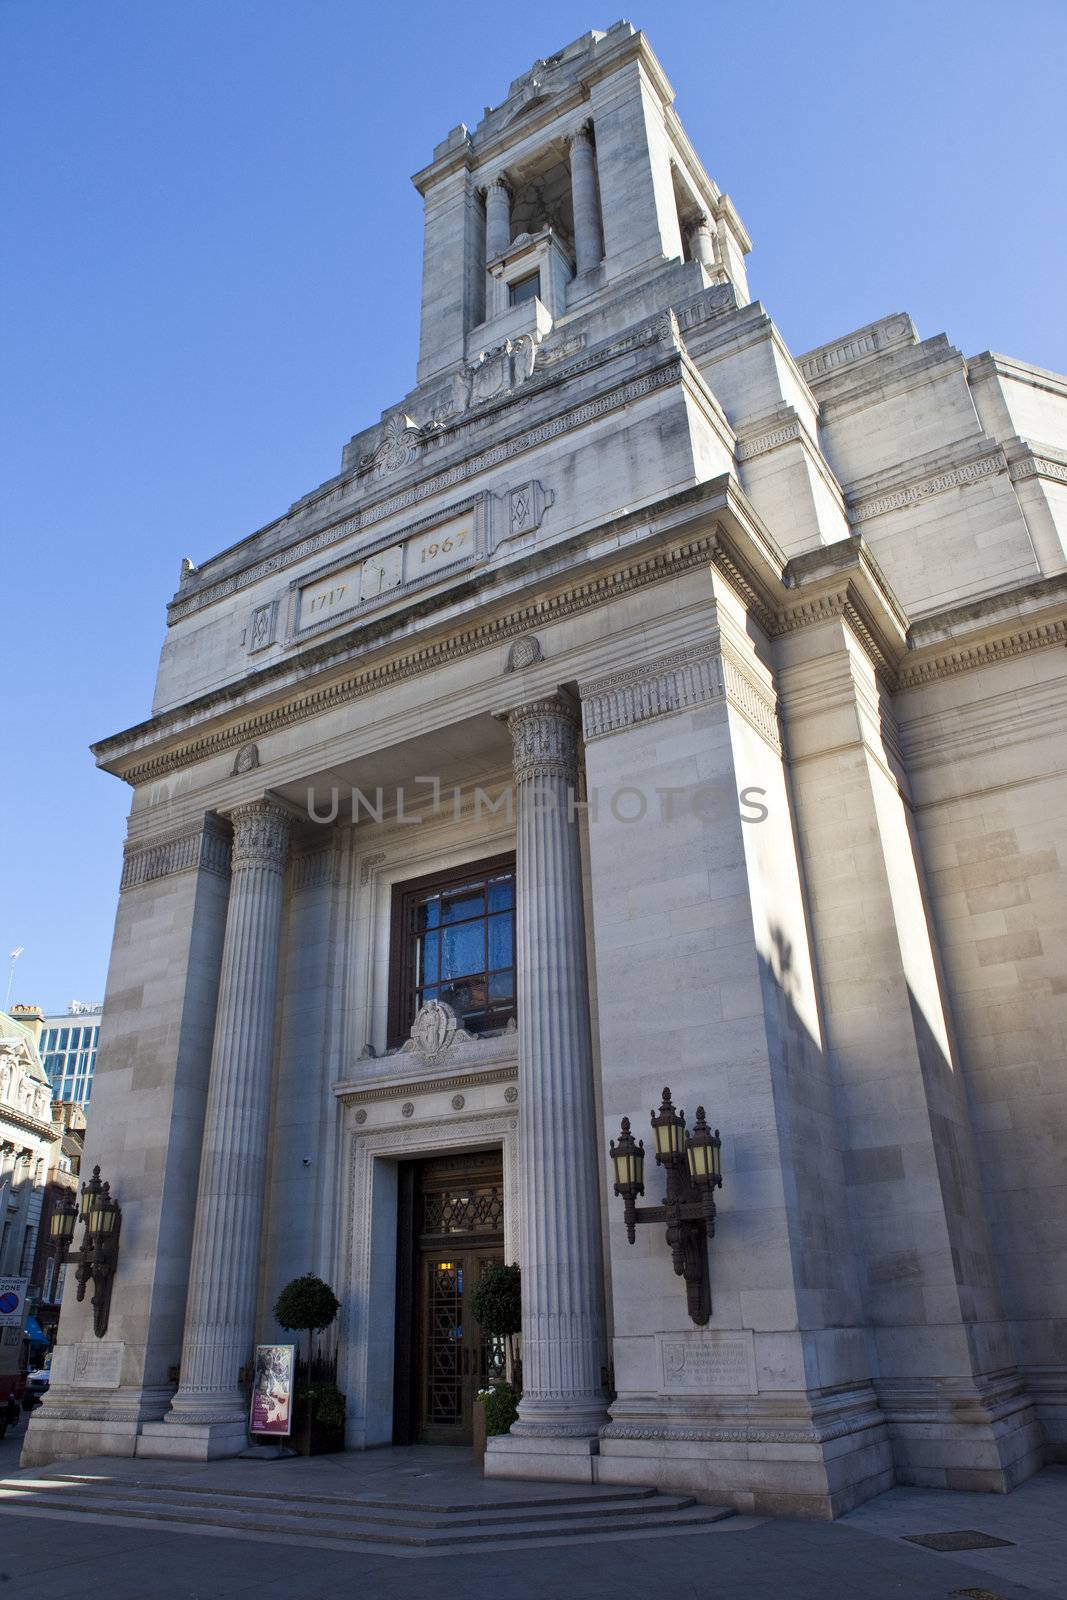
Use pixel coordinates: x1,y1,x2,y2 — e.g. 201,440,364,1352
799,316,915,383
581,643,725,741
847,448,1005,524
165,359,683,627
735,416,805,461
581,639,781,752
120,817,231,892
117,527,724,785
1009,451,1067,486
291,835,342,894
230,799,291,873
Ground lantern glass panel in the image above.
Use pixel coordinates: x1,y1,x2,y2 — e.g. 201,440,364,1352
687,1142,711,1181
94,1205,118,1235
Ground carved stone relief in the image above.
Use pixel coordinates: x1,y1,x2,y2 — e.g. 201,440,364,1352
245,599,278,655
231,742,260,776
505,634,543,672
399,999,474,1061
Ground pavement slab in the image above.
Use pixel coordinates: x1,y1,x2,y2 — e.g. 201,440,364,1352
1,1426,1064,1600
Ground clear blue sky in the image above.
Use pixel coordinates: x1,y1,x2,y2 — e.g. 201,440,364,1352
3,0,1064,1011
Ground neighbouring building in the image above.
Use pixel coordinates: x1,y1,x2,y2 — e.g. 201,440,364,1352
0,1009,57,1379
24,25,1067,1516
38,1004,103,1110
28,1101,86,1351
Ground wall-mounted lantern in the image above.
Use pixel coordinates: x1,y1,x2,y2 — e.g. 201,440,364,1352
50,1164,122,1338
610,1087,722,1326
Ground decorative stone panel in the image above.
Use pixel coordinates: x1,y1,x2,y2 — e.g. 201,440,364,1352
120,816,230,892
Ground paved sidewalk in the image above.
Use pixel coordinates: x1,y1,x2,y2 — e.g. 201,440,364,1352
1,1424,1064,1599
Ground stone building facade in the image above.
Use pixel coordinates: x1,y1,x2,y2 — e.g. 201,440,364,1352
0,1010,56,1291
23,25,1067,1516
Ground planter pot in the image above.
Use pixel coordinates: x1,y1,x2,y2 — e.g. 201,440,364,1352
292,1400,345,1456
472,1398,487,1466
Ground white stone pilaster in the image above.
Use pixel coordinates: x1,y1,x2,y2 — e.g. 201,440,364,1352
145,798,291,1455
568,125,604,276
495,695,608,1442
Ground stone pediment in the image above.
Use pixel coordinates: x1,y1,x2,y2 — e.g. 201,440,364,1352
333,1001,518,1104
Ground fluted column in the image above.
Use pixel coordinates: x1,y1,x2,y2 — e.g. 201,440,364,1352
687,212,717,272
568,124,603,276
485,177,512,263
503,695,608,1436
166,799,291,1427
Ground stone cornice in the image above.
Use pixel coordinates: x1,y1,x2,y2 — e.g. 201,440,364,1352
120,816,231,892
1008,445,1067,487
776,537,910,684
967,350,1067,401
0,1106,59,1145
846,443,1007,525
334,1063,518,1105
896,573,1067,689
798,314,917,385
734,405,848,518
897,614,1067,689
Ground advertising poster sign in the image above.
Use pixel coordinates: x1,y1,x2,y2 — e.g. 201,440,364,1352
249,1343,295,1436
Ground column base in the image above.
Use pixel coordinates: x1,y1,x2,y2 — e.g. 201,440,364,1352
137,1418,249,1460
485,1430,600,1484
876,1373,1045,1492
597,1389,893,1518
20,1384,173,1469
1023,1365,1067,1461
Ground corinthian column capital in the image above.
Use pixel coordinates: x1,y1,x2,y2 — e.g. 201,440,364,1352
501,695,580,784
567,121,594,152
229,799,291,873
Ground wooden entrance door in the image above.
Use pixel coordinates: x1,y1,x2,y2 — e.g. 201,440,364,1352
419,1245,505,1443
393,1149,507,1446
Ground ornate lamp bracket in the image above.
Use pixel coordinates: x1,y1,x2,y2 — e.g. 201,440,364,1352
66,1164,123,1338
610,1088,722,1327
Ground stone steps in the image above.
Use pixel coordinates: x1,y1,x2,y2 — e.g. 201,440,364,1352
0,1473,734,1552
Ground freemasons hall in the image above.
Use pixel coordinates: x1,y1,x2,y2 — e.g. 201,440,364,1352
25,23,1067,1516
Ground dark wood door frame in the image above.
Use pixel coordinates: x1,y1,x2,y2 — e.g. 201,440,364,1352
391,1149,505,1446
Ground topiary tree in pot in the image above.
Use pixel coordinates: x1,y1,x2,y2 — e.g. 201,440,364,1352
470,1261,522,1392
470,1261,522,1457
273,1274,344,1454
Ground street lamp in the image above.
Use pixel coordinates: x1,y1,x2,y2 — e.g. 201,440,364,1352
609,1087,723,1326
55,1165,122,1338
49,1195,78,1244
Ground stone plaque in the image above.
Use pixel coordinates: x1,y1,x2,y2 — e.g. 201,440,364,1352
71,1341,124,1388
656,1330,757,1395
402,513,474,580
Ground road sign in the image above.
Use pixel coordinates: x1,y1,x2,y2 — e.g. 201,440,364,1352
0,1278,28,1327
